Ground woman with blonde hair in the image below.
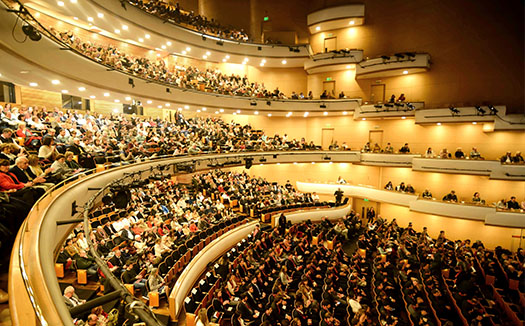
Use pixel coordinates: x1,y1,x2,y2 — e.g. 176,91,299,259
196,307,209,326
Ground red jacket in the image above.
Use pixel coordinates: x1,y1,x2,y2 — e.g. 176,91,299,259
0,172,25,191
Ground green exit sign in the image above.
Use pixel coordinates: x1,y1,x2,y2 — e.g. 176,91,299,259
326,77,333,81
364,198,369,202
263,16,269,21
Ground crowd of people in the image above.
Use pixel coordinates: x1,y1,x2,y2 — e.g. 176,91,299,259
127,0,251,42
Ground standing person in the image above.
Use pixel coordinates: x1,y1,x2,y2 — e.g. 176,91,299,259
278,213,287,234
334,188,344,206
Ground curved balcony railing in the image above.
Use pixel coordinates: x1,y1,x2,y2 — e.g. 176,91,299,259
1,2,360,113
9,150,525,325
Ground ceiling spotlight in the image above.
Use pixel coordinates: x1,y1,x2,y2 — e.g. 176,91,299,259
315,26,321,31
114,29,120,34
202,107,207,111
147,100,152,104
225,55,230,59
281,60,287,64
437,122,442,126
267,113,272,117
166,41,172,46
488,105,498,115
161,45,166,49
78,86,86,91
114,99,120,103
186,47,191,51
122,25,128,30
475,106,486,116
323,112,328,116
87,17,94,22
138,38,144,42
51,79,60,85
181,50,187,55
254,111,259,115
57,1,64,6
449,107,460,115
342,111,347,115
184,105,190,109
222,59,227,62
89,95,96,99
145,34,151,39
206,51,211,56
103,92,110,97
349,20,355,25
125,96,131,101
61,90,68,93
219,109,224,113
403,70,408,74
97,13,104,18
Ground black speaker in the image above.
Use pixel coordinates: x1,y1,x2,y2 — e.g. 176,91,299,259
245,158,253,169
22,24,42,42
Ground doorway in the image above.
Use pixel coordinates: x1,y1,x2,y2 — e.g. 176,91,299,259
370,84,385,103
321,128,334,149
324,37,337,53
369,130,384,148
323,81,336,98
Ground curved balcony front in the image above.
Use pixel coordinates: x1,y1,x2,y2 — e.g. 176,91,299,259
307,4,365,34
21,0,311,67
356,53,430,79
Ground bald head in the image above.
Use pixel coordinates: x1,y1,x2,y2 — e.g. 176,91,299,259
15,156,29,169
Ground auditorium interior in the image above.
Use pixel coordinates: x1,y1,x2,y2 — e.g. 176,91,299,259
0,0,523,325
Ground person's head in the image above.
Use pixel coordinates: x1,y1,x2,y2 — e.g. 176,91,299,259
65,151,75,161
55,154,65,163
87,314,98,326
197,308,208,324
15,156,29,170
64,285,75,298
1,128,13,138
27,155,40,167
0,158,10,172
450,190,455,194
42,137,53,146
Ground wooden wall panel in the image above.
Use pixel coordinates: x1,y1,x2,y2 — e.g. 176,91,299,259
19,87,62,109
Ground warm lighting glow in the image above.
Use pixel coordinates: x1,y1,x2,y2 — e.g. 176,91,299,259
267,113,272,117
206,51,211,56
161,45,166,49
259,62,264,67
304,112,309,117
323,112,328,116
186,47,191,51
114,99,120,103
157,105,162,108
87,17,94,22
51,79,60,85
122,25,128,30
437,122,442,126
222,59,227,62
166,41,172,46
346,65,352,69
145,34,151,39
236,110,241,113
89,95,96,99
202,107,207,111
61,90,68,94
281,60,287,64
73,17,78,20
57,1,64,6
97,13,104,18
402,116,406,119
70,0,77,3
147,100,152,104
78,86,86,91
342,111,347,115
113,108,119,113
184,105,190,109
362,118,366,121
243,58,249,62
182,50,187,55
138,38,144,42
254,111,259,115
315,26,321,31
472,122,477,125
125,96,131,101
225,55,230,59
219,109,224,113
403,70,409,74
349,20,355,25
215,111,219,114
114,29,120,34
203,55,208,59
165,103,170,107
103,92,110,97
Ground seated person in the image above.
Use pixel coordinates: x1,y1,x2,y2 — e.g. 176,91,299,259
63,285,86,308
513,151,524,163
395,182,406,192
405,184,415,193
439,148,451,159
50,154,79,179
384,143,394,153
362,142,371,152
442,190,458,202
496,198,507,209
65,151,83,170
337,176,347,184
389,94,396,103
384,181,394,191
472,192,485,204
399,143,410,153
421,189,432,199
470,147,482,159
397,93,406,102
507,196,521,210
74,250,98,278
454,147,465,159
372,143,381,153
0,158,45,204
424,147,435,158
500,151,513,163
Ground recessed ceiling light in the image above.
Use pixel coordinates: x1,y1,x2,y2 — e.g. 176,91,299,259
184,105,190,109
114,29,120,34
346,65,352,69
236,110,241,113
197,110,201,113
166,41,172,46
243,58,249,62
202,107,207,111
165,103,170,107
215,111,219,114
161,45,167,50
437,122,442,126
20,70,29,74
342,111,347,115
225,55,230,59
323,112,328,115
70,0,77,3
205,51,211,56
262,59,266,63
73,17,78,20
267,113,272,117
114,99,120,103
57,1,64,6
87,17,94,22
202,55,208,59
145,34,151,39
103,92,110,97
219,109,224,113
222,59,227,62
402,116,406,119
97,13,104,18
182,50,187,55
78,87,86,91
472,122,477,125
311,162,315,164
315,26,321,31
138,38,144,42
233,112,237,115
51,79,60,85
146,100,152,104
29,82,38,87
125,96,131,101
304,112,309,117
403,70,408,74
61,90,68,94
281,60,287,64
90,95,96,99
122,25,128,30
186,47,191,51
254,111,259,115
157,105,162,108
349,20,355,25
259,62,264,66
362,118,366,121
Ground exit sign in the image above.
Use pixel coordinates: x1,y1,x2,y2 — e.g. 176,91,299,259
326,77,333,81
263,16,269,21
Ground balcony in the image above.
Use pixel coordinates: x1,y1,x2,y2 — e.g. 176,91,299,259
356,53,430,79
307,4,365,34
304,50,363,74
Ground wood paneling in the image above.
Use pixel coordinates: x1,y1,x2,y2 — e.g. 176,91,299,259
19,87,62,108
